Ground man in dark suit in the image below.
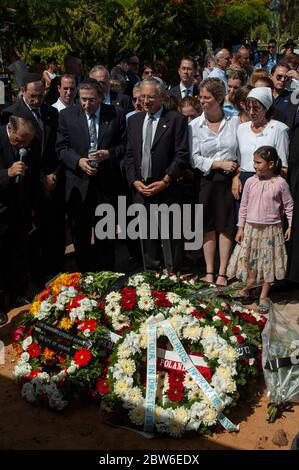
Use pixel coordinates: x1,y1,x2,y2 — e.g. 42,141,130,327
0,116,36,325
125,78,189,271
89,65,133,115
285,98,299,283
169,56,199,101
1,73,65,282
56,78,126,272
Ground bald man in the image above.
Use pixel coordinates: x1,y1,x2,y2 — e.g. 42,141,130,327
0,116,37,325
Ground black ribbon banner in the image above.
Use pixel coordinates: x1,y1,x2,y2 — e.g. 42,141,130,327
33,331,75,355
235,343,258,360
33,320,93,356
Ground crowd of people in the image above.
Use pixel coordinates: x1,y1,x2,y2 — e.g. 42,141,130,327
1,40,299,326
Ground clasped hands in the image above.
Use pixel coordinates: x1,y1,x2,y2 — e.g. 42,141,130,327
133,180,167,196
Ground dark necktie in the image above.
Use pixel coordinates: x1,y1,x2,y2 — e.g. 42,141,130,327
184,89,191,97
141,114,154,181
88,113,97,151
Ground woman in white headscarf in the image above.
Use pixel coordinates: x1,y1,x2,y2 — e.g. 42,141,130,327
232,87,289,200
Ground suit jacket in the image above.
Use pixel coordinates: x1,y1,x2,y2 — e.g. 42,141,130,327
286,101,299,195
0,126,36,232
125,107,189,203
1,97,59,175
110,91,134,115
169,84,199,101
56,103,126,203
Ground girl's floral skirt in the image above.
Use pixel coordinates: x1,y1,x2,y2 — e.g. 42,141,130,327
227,222,287,283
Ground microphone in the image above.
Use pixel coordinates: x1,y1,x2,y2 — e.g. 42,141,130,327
15,148,28,184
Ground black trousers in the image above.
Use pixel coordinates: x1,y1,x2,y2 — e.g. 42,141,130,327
67,184,115,272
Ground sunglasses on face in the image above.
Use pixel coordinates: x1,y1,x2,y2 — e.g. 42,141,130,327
276,74,290,81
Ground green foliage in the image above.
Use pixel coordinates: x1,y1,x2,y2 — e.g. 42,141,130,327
23,43,69,67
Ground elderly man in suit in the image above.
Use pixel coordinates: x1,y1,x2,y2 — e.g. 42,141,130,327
0,116,36,325
125,78,189,271
170,56,199,101
1,73,65,283
89,65,133,115
56,78,126,272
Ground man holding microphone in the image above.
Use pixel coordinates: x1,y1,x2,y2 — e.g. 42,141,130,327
0,116,36,326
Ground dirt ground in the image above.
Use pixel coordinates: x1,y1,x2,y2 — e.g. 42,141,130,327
1,292,299,451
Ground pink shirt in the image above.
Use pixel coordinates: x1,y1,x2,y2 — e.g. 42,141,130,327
238,175,293,227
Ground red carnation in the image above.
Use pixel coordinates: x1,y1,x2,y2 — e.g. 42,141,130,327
67,295,86,313
29,369,42,380
169,371,184,387
74,348,92,367
192,310,206,319
121,288,136,310
167,386,184,402
79,319,98,331
237,335,245,343
98,300,105,310
97,377,110,395
27,342,42,358
232,325,241,334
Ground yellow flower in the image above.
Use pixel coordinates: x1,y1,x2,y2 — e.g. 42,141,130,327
59,317,72,330
51,273,82,293
30,301,41,315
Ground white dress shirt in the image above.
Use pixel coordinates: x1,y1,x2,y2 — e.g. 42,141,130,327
189,113,239,175
52,98,68,112
179,82,195,98
237,119,289,172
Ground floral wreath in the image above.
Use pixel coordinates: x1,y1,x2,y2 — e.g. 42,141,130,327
12,273,112,410
108,304,264,437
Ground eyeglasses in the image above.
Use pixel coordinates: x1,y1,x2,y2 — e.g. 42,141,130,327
275,74,290,81
268,45,276,49
140,95,157,102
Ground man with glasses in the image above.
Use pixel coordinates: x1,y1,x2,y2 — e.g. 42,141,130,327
266,39,281,72
125,78,189,271
89,65,133,115
209,48,231,90
270,63,291,123
56,78,126,272
170,56,198,100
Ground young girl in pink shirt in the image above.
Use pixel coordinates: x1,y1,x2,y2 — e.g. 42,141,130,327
227,146,293,313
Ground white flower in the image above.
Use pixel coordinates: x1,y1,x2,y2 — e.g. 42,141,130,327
173,407,189,425
183,373,196,389
112,315,130,331
136,284,151,297
114,378,133,398
20,352,30,363
84,275,94,284
13,362,32,378
138,296,154,311
83,329,91,337
202,406,218,426
105,302,121,317
249,358,255,366
229,335,238,344
188,387,202,401
126,387,143,406
183,324,202,342
128,274,145,287
128,405,145,426
223,326,228,333
168,419,185,438
177,299,195,314
22,336,33,351
106,291,122,303
166,292,181,304
118,359,136,377
67,361,78,374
